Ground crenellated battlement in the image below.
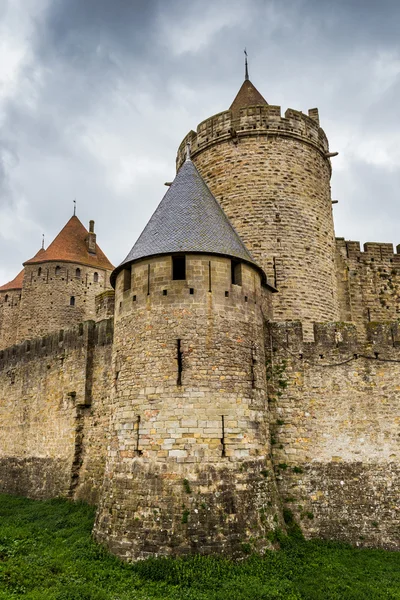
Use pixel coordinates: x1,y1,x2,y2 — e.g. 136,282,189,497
177,105,330,169
267,320,400,357
0,318,113,373
336,238,400,263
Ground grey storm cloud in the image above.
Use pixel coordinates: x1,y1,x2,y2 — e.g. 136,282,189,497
0,0,400,284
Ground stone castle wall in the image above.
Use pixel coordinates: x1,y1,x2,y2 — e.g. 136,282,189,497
94,254,283,560
177,105,339,335
14,262,112,347
336,238,400,331
0,289,21,350
267,320,400,549
0,319,113,503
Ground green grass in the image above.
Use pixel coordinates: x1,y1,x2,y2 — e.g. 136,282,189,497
0,494,399,599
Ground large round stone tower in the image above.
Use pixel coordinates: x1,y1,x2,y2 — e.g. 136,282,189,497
177,69,340,334
94,154,282,560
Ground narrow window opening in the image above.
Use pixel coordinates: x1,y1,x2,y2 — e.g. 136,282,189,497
135,416,143,456
75,268,81,279
208,261,212,292
189,288,194,295
163,289,167,296
55,266,61,276
38,267,42,277
221,416,226,457
273,257,277,288
132,295,137,302
251,348,256,389
177,339,183,386
123,268,131,292
231,260,242,285
367,308,371,322
245,296,248,302
172,255,186,280
225,291,229,297
4,294,8,303
70,296,75,306
93,272,99,283
147,264,150,295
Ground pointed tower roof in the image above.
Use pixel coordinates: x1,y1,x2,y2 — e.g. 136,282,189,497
0,269,24,292
111,156,265,286
230,79,268,118
24,216,114,270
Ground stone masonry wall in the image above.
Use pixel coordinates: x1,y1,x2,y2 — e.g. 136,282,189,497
336,238,400,332
0,319,113,503
94,254,283,560
15,262,112,346
177,105,339,336
0,289,21,350
266,320,400,549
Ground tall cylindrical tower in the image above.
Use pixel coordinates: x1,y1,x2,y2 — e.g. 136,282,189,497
94,157,282,560
177,77,339,333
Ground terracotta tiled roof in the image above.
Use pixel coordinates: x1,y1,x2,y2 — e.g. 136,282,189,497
24,216,114,271
230,79,268,118
0,269,24,292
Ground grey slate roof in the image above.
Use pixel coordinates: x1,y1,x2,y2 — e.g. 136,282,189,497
112,158,264,285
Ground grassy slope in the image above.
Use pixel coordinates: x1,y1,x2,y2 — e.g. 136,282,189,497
0,494,398,600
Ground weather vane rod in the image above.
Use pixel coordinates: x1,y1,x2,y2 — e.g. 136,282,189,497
73,199,76,216
244,48,249,81
41,234,45,250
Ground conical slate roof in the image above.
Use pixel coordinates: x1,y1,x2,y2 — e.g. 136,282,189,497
24,216,114,271
230,79,268,118
111,157,264,286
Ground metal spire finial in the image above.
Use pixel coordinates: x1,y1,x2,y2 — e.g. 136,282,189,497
73,199,76,216
41,234,45,250
244,48,249,81
185,141,191,161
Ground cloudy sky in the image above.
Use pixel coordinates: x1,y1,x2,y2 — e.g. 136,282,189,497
1,0,400,284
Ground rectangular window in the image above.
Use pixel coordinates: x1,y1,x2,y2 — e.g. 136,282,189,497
172,255,186,280
123,268,131,292
231,260,242,286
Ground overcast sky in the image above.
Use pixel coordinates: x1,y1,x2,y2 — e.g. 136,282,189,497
1,0,400,284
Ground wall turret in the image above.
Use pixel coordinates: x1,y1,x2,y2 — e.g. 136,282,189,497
177,76,339,337
0,270,24,350
94,155,282,560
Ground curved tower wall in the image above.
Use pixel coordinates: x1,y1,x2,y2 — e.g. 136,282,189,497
17,262,112,343
177,105,340,333
94,253,282,560
0,289,22,350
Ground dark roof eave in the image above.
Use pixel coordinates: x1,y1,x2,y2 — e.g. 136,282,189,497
110,251,268,289
23,258,114,270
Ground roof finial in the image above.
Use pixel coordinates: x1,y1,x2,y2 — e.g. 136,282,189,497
244,48,249,81
41,234,45,250
73,199,76,216
185,141,191,161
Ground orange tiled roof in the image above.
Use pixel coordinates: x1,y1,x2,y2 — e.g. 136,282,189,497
24,216,114,271
0,269,24,292
230,79,268,118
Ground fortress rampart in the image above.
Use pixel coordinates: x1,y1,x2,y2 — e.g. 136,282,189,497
0,319,113,504
177,105,338,335
336,238,400,330
266,320,400,549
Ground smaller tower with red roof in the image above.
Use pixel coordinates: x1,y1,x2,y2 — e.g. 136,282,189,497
0,215,114,346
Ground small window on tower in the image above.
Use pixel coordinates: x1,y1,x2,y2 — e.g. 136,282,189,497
123,268,131,292
93,272,99,283
4,295,8,303
55,266,61,276
38,267,42,277
172,255,186,280
75,268,81,279
231,260,242,286
70,296,75,306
